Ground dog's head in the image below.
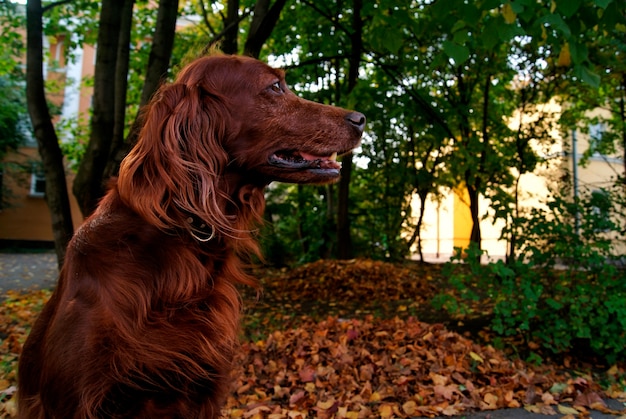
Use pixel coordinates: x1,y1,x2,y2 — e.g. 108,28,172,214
118,54,365,237
172,54,365,184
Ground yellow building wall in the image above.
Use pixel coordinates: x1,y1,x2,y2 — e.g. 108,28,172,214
452,186,472,251
0,147,83,243
0,35,88,245
410,102,623,262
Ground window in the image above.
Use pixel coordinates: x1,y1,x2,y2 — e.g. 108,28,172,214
588,123,605,156
29,168,46,198
589,123,604,141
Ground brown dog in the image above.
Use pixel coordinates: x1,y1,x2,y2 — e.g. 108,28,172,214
17,54,364,419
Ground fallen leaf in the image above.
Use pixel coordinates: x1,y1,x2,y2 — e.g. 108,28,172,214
469,351,484,363
402,400,417,415
558,404,580,415
378,404,394,418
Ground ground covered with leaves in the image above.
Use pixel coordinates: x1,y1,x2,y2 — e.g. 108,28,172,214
1,259,625,418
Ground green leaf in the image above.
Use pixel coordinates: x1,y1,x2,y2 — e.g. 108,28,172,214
450,20,466,33
482,18,501,50
568,40,588,65
555,0,582,17
510,0,529,13
574,64,601,88
539,13,572,37
452,30,470,45
496,19,526,41
442,40,470,65
382,35,404,54
594,0,612,8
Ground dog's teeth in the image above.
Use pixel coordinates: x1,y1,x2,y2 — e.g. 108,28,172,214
329,152,337,162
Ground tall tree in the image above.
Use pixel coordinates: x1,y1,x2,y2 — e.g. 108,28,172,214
72,0,124,216
25,0,74,267
336,0,363,259
222,0,239,53
104,0,179,181
75,0,179,216
243,0,288,58
105,0,135,182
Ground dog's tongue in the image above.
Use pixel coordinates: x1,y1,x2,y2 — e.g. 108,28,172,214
300,152,341,170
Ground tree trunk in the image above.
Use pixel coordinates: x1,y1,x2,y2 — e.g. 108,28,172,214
467,183,481,249
139,0,179,107
506,175,521,264
321,184,335,259
244,0,288,58
406,190,428,261
104,0,179,181
26,0,74,268
337,152,354,259
619,74,626,189
73,0,122,216
470,73,490,252
105,0,134,181
296,185,309,256
336,0,363,260
222,0,239,54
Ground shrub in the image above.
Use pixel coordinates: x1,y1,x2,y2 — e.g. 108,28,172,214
434,184,626,364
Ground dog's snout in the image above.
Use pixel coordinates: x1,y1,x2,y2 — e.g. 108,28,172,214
345,112,366,134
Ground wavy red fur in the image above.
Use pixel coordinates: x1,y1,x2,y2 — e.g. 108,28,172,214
17,54,364,419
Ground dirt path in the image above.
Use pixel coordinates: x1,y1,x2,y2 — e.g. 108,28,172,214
0,252,58,297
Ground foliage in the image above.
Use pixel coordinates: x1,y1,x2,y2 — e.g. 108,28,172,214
57,116,89,171
259,0,626,261
0,2,28,161
435,184,626,363
261,183,336,266
558,27,625,169
0,3,30,212
15,0,625,265
0,76,28,161
350,145,414,261
42,0,100,54
0,1,25,76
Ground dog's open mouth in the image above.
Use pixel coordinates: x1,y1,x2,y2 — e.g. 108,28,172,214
269,150,342,171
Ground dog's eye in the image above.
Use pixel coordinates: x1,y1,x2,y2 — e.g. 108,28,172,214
269,81,283,93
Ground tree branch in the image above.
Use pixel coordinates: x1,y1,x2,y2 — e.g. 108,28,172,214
198,0,217,37
299,0,350,36
42,0,74,13
201,8,251,55
374,56,456,141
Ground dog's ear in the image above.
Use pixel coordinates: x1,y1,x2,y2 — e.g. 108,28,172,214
118,81,234,238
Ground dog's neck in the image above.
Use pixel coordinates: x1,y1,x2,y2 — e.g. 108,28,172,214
182,171,269,243
185,215,216,242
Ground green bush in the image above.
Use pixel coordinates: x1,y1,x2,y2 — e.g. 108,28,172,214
434,184,626,364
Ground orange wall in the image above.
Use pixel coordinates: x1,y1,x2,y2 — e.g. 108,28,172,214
0,36,90,244
452,185,472,251
79,44,95,118
0,147,83,242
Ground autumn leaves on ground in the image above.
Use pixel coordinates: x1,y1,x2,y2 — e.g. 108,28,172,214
1,259,625,418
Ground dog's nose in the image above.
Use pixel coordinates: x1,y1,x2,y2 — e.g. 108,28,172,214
345,112,366,134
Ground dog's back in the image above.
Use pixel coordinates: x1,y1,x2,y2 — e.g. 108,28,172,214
18,188,239,418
